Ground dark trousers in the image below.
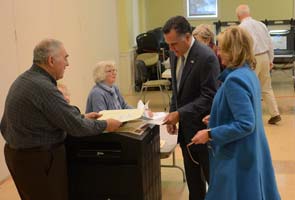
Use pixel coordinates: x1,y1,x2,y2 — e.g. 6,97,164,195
4,144,68,200
180,143,209,200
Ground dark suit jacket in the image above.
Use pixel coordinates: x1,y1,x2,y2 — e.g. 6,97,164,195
169,41,220,144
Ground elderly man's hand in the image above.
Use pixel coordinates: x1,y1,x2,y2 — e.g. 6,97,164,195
163,111,179,125
84,112,102,119
106,119,122,132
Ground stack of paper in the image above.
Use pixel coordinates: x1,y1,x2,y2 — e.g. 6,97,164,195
98,109,144,122
144,112,167,125
97,100,168,135
113,119,149,135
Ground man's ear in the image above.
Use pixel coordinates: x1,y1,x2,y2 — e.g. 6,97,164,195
48,56,54,66
185,33,191,41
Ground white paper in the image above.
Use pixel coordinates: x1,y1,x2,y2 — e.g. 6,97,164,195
145,112,167,125
137,100,152,118
98,109,144,122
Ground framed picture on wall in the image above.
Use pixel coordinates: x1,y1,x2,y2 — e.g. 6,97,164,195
186,0,218,19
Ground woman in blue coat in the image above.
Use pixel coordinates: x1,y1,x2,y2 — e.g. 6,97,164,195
191,26,280,200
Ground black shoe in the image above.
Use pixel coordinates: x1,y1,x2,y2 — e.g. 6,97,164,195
268,115,281,124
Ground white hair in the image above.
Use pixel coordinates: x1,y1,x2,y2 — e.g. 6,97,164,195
93,60,116,83
33,38,63,65
236,4,250,17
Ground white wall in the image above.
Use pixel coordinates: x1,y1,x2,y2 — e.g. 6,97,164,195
0,0,20,181
0,0,120,182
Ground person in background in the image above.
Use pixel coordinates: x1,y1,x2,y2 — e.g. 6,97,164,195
163,16,220,200
236,4,281,124
57,82,87,114
193,24,217,53
86,60,133,113
191,26,281,200
193,24,224,72
57,82,71,103
0,38,122,200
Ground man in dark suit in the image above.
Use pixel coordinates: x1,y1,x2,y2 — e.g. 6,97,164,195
163,16,220,200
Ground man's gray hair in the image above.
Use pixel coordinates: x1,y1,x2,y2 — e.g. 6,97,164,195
236,4,250,17
33,38,63,65
93,60,116,83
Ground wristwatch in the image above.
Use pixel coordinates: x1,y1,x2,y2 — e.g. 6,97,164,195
208,129,212,141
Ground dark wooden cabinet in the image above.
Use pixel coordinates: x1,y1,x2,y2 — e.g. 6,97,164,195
66,125,161,200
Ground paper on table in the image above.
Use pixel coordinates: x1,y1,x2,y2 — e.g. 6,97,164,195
114,119,149,135
137,100,152,118
137,100,149,110
137,99,167,125
98,109,144,122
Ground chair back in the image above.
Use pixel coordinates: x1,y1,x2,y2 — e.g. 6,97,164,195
148,27,165,47
136,32,160,54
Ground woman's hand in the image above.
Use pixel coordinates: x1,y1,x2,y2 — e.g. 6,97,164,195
191,129,210,144
202,115,210,126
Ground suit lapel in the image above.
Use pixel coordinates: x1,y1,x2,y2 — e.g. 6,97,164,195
171,55,178,82
178,42,198,94
170,55,178,94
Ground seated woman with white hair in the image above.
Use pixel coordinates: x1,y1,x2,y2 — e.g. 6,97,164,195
85,60,133,113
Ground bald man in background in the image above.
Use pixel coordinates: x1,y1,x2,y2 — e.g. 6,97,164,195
236,4,281,125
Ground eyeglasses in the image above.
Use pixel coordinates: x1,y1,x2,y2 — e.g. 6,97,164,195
106,69,117,73
186,142,200,165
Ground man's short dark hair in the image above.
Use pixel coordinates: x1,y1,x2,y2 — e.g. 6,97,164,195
162,16,192,35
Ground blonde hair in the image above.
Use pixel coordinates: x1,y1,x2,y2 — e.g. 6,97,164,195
217,26,256,69
193,24,215,44
93,60,116,83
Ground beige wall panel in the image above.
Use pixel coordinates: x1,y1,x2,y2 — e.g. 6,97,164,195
0,0,119,181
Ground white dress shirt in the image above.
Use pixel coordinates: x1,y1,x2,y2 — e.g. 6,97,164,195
239,17,274,62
